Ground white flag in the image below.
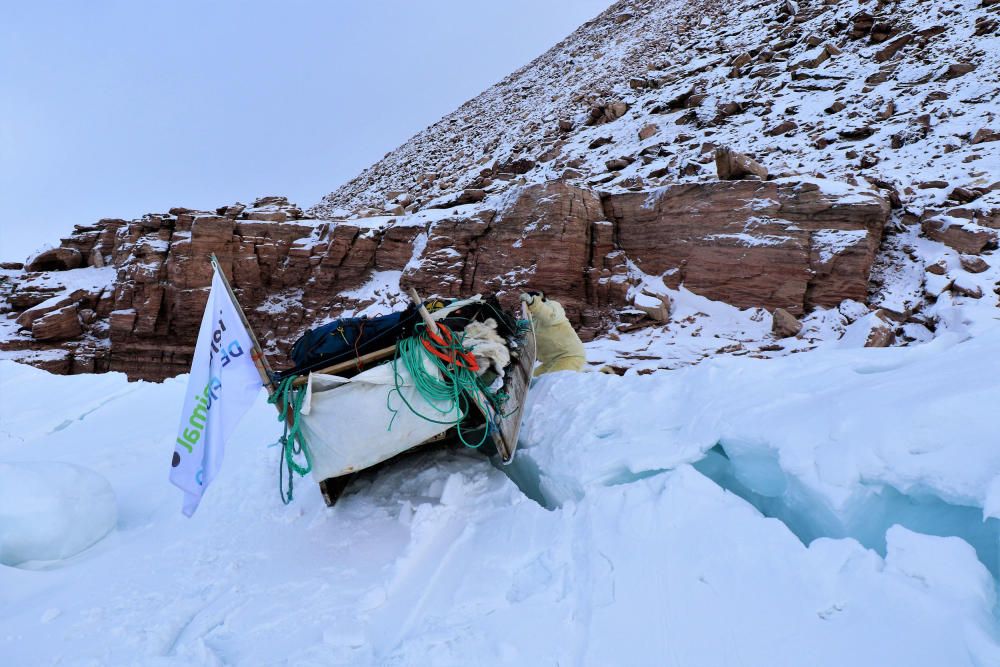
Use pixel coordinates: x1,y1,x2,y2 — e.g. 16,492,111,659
170,265,264,516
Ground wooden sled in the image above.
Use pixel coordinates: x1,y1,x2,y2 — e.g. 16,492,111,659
208,257,535,509
303,302,537,507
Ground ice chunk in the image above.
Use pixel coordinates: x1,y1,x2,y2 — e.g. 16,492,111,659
516,369,716,507
0,462,117,566
515,330,1000,581
885,525,996,610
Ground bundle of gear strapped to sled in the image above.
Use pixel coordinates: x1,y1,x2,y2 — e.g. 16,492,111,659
268,292,537,507
170,254,588,517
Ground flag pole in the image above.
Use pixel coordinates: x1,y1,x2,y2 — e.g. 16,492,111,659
209,253,276,396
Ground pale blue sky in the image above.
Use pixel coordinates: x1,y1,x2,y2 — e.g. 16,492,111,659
1,0,613,261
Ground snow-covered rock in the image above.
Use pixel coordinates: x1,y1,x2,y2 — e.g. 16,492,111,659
313,0,1000,227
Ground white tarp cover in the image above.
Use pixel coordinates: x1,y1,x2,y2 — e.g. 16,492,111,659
300,355,458,481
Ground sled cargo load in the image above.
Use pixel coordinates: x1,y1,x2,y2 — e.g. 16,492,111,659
271,292,537,506
170,257,536,515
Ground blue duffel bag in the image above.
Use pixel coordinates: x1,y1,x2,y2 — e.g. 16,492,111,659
284,305,421,376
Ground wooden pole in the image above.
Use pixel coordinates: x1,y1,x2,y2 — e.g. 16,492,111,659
210,253,277,396
407,287,439,334
290,344,397,388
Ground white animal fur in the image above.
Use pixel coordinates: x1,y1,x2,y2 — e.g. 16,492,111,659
462,318,510,377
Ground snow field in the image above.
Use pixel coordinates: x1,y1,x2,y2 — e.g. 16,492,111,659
1,328,999,664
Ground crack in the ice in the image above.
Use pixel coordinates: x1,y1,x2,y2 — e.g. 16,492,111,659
692,442,1000,588
163,591,234,658
597,550,616,605
49,387,141,434
491,450,555,510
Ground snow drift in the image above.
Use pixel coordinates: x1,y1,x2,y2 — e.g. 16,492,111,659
1,327,999,665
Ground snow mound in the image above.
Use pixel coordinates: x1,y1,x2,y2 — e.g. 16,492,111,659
0,461,117,566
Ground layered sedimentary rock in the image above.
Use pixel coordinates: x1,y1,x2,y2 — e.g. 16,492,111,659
404,182,605,325
7,0,999,380
1,183,888,381
303,0,999,343
603,180,889,315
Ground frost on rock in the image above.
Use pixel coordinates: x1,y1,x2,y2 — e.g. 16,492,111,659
0,461,117,566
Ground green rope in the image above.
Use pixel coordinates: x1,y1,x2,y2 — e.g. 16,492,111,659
268,376,314,504
387,323,507,449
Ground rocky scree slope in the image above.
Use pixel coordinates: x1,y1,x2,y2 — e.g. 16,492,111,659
313,0,1000,333
315,0,999,222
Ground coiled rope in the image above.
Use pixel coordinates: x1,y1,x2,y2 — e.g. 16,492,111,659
268,316,518,503
388,322,507,449
268,375,314,504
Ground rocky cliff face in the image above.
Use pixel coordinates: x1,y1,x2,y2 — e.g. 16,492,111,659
3,0,998,380
1,179,889,380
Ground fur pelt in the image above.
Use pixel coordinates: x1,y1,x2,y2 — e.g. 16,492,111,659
462,318,511,377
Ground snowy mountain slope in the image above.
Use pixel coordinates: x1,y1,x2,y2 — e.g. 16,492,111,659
313,0,999,219
4,0,998,380
2,327,999,665
306,0,1000,369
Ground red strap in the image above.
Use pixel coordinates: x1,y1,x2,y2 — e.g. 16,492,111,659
421,323,480,372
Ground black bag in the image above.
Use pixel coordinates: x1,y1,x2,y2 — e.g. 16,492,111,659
434,295,520,339
284,305,421,376
281,295,520,378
